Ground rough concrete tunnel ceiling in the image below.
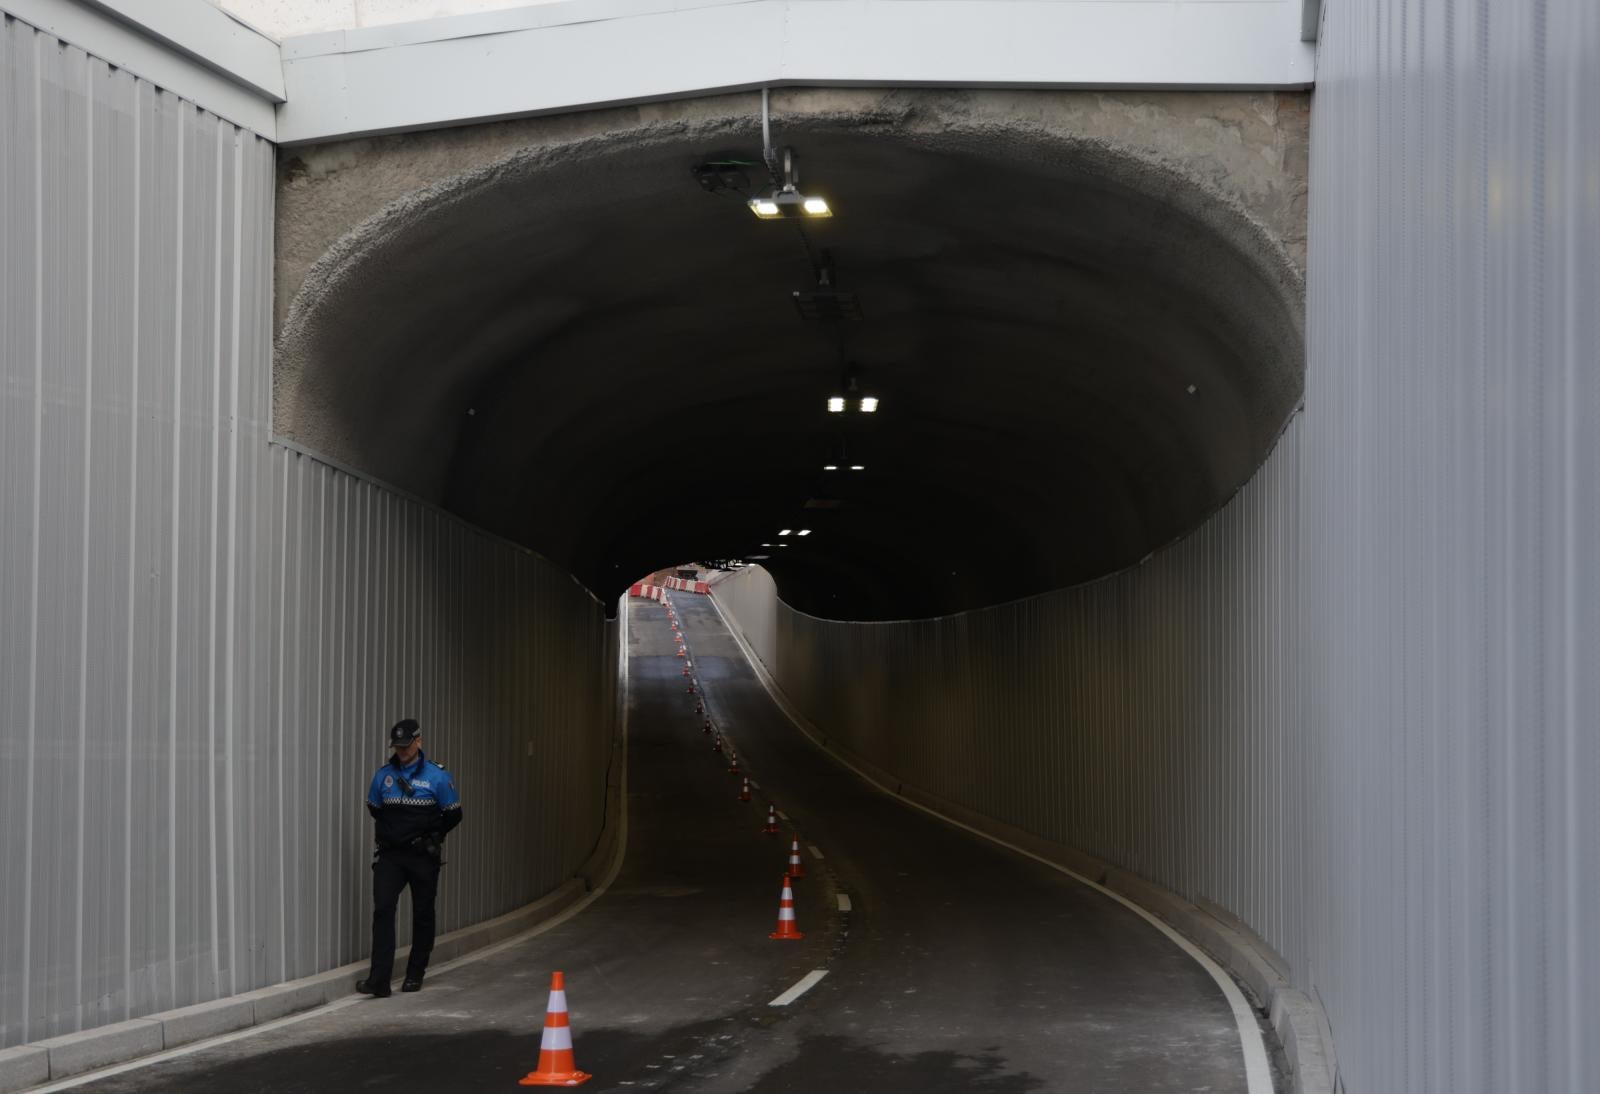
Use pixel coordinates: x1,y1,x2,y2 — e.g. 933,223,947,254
276,118,1303,620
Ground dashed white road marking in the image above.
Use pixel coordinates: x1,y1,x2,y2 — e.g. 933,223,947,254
836,894,852,913
808,845,824,859
775,809,788,821
768,969,829,1007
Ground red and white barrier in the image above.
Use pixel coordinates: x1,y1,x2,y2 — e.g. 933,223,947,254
631,578,708,596
661,577,709,594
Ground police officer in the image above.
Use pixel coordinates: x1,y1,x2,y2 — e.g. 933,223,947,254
356,718,462,997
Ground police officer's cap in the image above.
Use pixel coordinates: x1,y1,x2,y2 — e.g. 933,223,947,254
388,718,421,747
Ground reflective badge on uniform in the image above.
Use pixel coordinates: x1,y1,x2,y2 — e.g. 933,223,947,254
383,775,394,788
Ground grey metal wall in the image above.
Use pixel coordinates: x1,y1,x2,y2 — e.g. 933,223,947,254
0,13,617,1048
1302,0,1598,1089
718,1,1600,1088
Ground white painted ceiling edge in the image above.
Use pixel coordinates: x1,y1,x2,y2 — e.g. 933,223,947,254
7,0,1317,145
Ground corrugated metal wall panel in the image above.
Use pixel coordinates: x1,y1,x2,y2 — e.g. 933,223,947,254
1304,0,1599,1089
718,2,1598,1089
0,13,617,1048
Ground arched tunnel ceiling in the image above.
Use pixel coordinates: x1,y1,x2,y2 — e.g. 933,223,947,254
276,112,1304,620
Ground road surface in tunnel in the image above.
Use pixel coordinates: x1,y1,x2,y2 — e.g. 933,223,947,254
59,593,1252,1093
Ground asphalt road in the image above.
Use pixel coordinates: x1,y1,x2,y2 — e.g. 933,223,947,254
63,592,1254,1093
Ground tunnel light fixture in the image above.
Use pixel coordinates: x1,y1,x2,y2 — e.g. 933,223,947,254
748,147,833,220
748,189,831,220
797,529,811,536
850,464,865,471
779,529,793,536
823,464,839,471
828,364,878,416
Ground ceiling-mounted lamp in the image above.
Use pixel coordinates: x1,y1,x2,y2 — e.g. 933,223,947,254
827,364,879,415
748,148,832,219
749,93,832,219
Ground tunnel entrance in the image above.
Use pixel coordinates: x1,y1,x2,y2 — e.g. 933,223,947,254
274,91,1305,620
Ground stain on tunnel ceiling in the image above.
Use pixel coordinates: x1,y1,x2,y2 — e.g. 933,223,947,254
275,113,1304,620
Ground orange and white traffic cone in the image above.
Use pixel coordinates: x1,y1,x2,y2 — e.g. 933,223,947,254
702,720,712,736
739,777,752,802
687,683,695,694
695,703,704,714
712,734,723,754
761,804,779,835
786,837,806,878
727,751,740,775
518,971,591,1086
682,666,690,677
676,647,685,658
769,875,803,940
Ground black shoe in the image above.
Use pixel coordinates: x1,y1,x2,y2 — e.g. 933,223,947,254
401,976,424,993
355,978,391,998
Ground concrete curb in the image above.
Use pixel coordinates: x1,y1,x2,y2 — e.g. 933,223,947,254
3,877,591,1093
0,1048,49,1092
710,589,1339,1094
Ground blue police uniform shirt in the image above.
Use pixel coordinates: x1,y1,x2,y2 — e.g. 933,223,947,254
366,751,461,850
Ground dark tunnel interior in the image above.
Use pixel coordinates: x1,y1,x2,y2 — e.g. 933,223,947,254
275,120,1303,620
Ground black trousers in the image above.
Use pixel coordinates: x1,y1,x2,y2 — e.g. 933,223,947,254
367,848,440,984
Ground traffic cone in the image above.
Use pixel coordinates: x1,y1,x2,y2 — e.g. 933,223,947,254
739,777,752,802
786,837,806,879
676,647,685,658
712,734,723,754
687,683,695,694
761,804,779,835
702,720,712,736
518,971,591,1086
695,702,704,714
727,751,740,775
682,666,690,677
769,875,804,940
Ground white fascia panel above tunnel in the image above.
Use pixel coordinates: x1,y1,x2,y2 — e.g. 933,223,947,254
275,0,1316,145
